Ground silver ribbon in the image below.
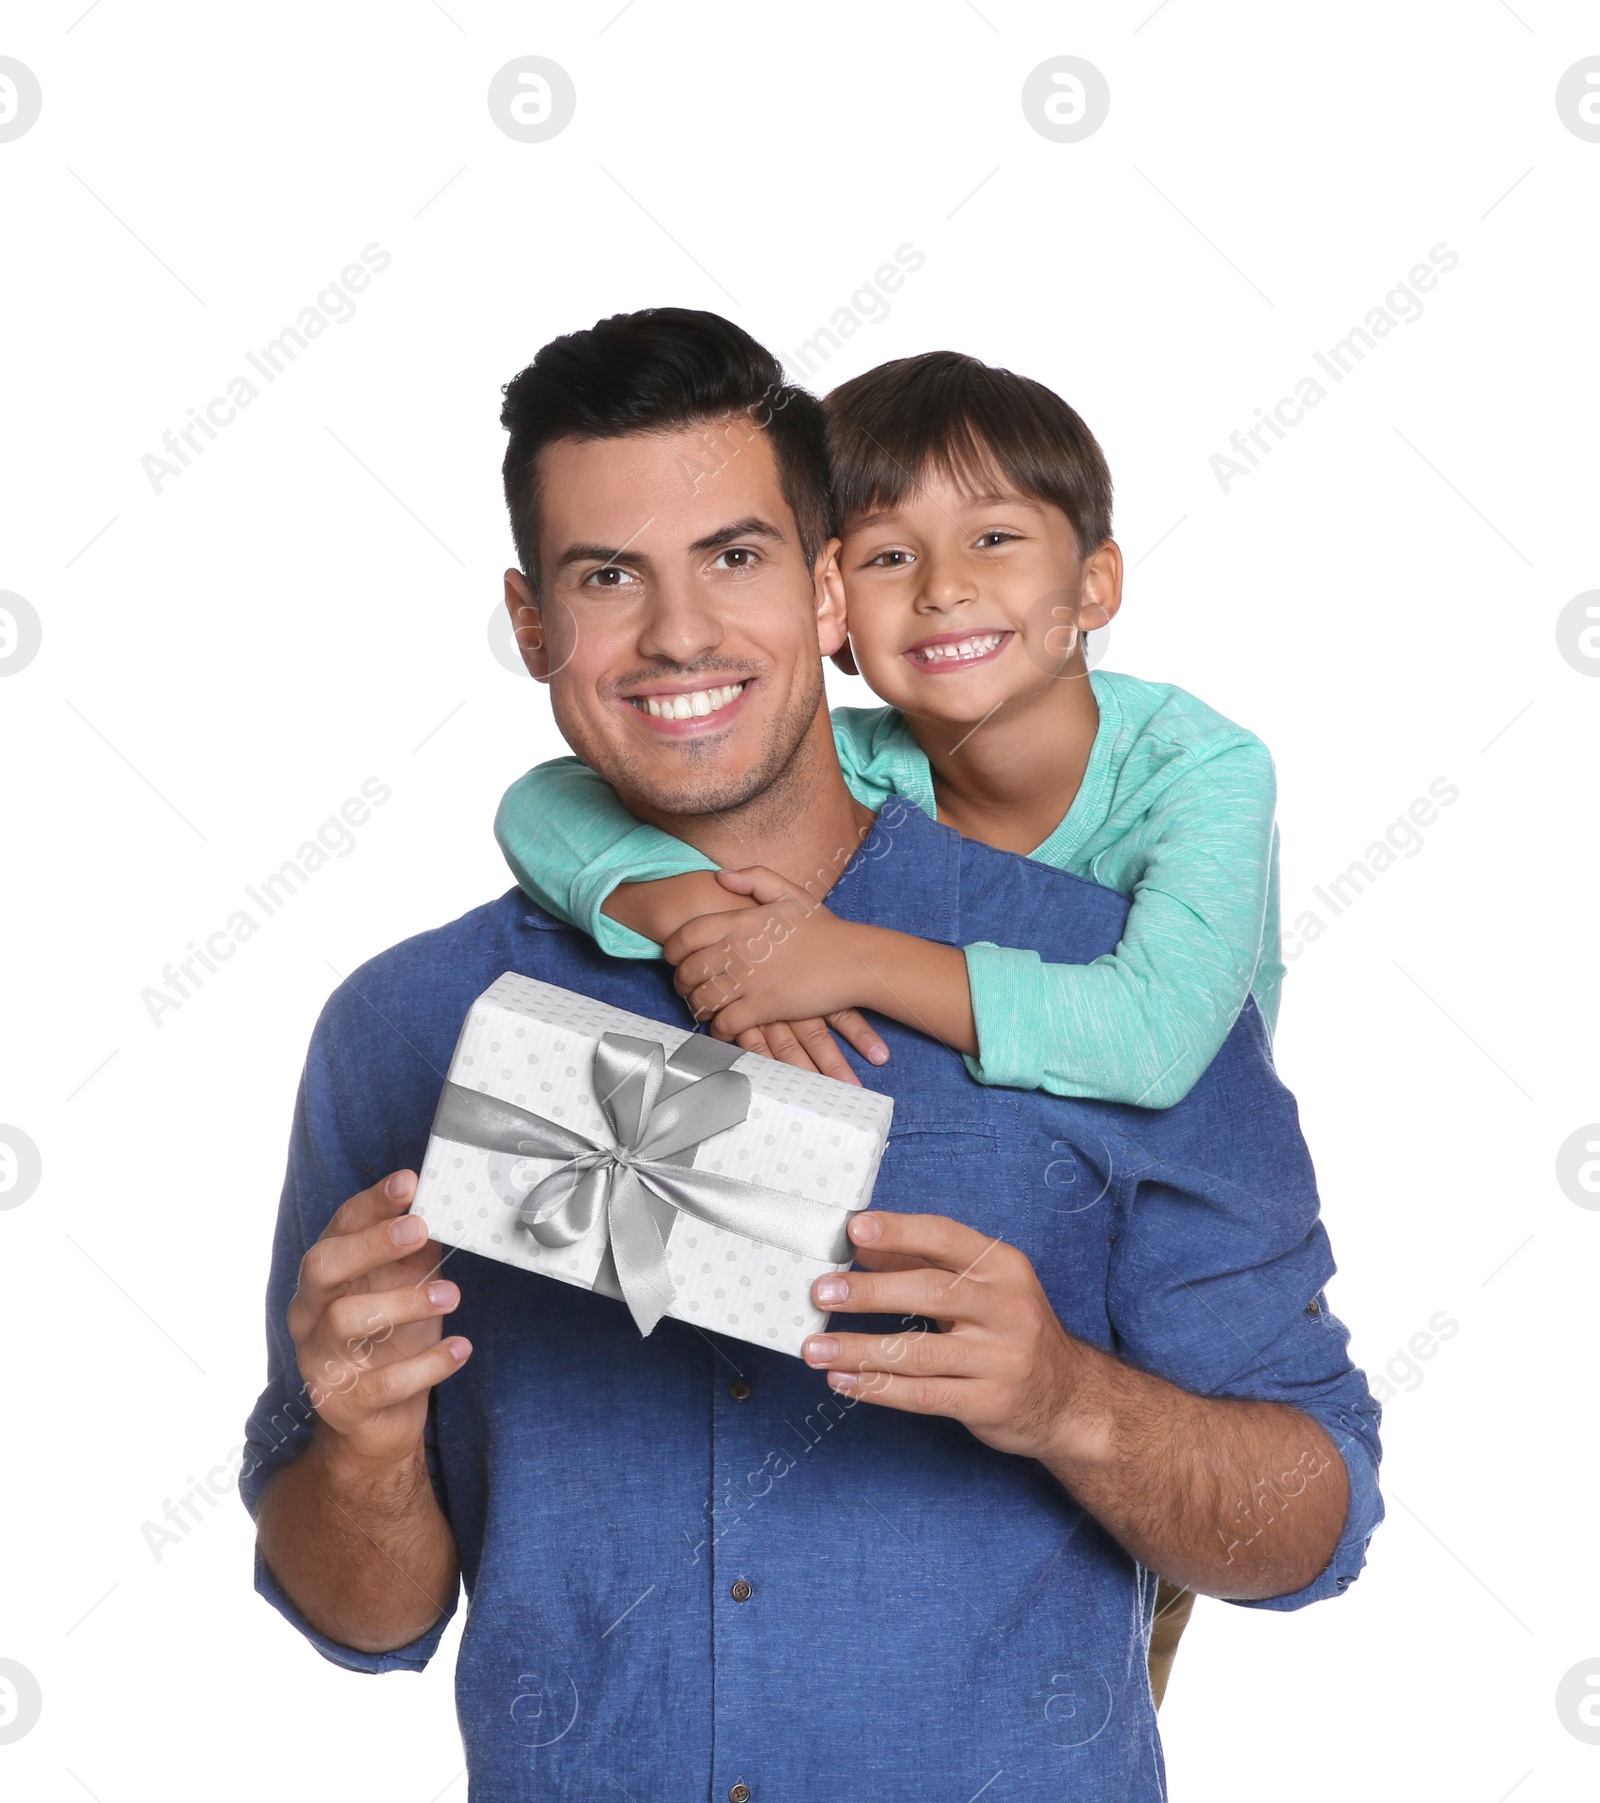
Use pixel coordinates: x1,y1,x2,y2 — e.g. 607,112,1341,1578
428,1030,854,1336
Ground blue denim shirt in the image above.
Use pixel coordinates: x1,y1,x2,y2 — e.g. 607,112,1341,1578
242,800,1382,1802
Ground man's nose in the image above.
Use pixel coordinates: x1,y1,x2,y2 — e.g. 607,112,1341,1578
635,573,727,665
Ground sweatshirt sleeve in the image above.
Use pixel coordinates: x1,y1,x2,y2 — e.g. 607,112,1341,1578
494,757,716,960
494,713,914,962
963,740,1277,1107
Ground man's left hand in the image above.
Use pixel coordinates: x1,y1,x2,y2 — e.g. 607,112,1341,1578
801,1211,1084,1462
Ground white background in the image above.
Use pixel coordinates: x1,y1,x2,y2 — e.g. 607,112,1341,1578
2,2,1597,1798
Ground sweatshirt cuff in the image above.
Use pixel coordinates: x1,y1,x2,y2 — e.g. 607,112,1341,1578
961,941,1047,1090
570,829,719,961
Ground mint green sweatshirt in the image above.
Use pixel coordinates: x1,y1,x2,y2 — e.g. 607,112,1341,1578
495,669,1284,1109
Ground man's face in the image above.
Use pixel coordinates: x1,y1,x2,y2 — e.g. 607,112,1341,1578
505,418,844,821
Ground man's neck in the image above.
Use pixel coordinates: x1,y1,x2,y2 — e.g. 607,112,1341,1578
629,707,875,903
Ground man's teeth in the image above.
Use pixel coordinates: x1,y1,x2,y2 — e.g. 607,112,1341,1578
912,633,1006,664
632,682,746,721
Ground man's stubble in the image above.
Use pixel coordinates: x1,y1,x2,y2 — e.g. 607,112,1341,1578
553,648,832,844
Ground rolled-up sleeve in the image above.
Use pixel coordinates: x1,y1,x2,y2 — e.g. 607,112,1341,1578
238,1027,460,1672
1105,1118,1384,1609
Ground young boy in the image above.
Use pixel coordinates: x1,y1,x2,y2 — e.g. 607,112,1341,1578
494,350,1288,1703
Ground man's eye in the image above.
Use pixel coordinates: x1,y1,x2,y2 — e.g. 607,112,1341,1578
584,565,635,588
713,547,759,570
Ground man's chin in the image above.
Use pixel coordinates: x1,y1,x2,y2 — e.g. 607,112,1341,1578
556,664,826,829
620,756,782,821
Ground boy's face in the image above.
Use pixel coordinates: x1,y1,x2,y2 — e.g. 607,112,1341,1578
836,466,1121,731
504,418,846,823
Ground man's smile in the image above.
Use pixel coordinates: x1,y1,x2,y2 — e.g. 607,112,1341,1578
619,677,754,734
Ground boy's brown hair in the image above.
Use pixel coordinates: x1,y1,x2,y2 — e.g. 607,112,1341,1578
824,350,1113,554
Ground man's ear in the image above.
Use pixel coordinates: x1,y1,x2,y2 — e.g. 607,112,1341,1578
814,538,857,670
1079,539,1124,633
504,569,549,682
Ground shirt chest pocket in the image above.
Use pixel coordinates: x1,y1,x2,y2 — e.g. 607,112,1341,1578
874,1098,1038,1257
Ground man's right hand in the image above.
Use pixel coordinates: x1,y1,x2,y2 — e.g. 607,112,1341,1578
288,1170,472,1469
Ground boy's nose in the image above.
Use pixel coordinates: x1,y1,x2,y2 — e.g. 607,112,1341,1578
917,570,981,611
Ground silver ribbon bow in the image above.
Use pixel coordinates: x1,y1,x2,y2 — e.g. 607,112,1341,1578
428,1030,854,1336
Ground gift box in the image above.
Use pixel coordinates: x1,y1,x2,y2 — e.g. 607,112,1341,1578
410,972,894,1358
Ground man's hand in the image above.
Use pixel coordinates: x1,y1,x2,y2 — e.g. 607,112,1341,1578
801,1211,1350,1601
288,1170,472,1467
256,1170,469,1655
799,1210,1078,1459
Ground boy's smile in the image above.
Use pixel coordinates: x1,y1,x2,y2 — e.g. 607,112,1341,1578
902,627,1014,671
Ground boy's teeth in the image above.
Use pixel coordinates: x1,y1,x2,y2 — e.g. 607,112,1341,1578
632,681,745,720
914,633,1006,664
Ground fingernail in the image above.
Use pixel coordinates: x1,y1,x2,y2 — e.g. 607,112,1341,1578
448,1338,471,1362
391,1215,427,1246
868,1046,888,1064
426,1282,456,1307
803,1336,838,1364
828,1371,860,1392
385,1172,414,1201
849,1213,882,1243
813,1275,848,1305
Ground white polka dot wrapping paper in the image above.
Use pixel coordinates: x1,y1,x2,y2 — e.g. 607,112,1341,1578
409,972,894,1357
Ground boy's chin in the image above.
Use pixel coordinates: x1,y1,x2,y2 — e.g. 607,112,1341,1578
905,683,1031,726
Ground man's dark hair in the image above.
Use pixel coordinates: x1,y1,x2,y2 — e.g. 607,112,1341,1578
824,351,1113,553
500,308,835,593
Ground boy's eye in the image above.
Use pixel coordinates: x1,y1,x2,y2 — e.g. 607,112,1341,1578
974,530,1019,550
867,549,915,568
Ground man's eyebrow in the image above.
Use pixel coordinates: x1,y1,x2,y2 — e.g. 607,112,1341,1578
689,515,786,554
554,541,655,572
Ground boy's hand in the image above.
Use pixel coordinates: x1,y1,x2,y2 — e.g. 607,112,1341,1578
729,1013,886,1085
661,867,891,1070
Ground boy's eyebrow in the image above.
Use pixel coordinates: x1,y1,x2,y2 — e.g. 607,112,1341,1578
962,489,1042,508
847,490,1044,530
689,515,786,553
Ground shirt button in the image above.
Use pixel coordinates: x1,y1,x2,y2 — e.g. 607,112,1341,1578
729,1380,751,1400
730,1579,753,1602
1306,1300,1321,1315
730,1786,752,1803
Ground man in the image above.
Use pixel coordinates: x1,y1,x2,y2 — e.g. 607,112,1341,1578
243,309,1382,1801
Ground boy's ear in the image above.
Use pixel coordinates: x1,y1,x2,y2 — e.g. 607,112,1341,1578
830,641,860,677
504,569,549,682
1080,539,1124,633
